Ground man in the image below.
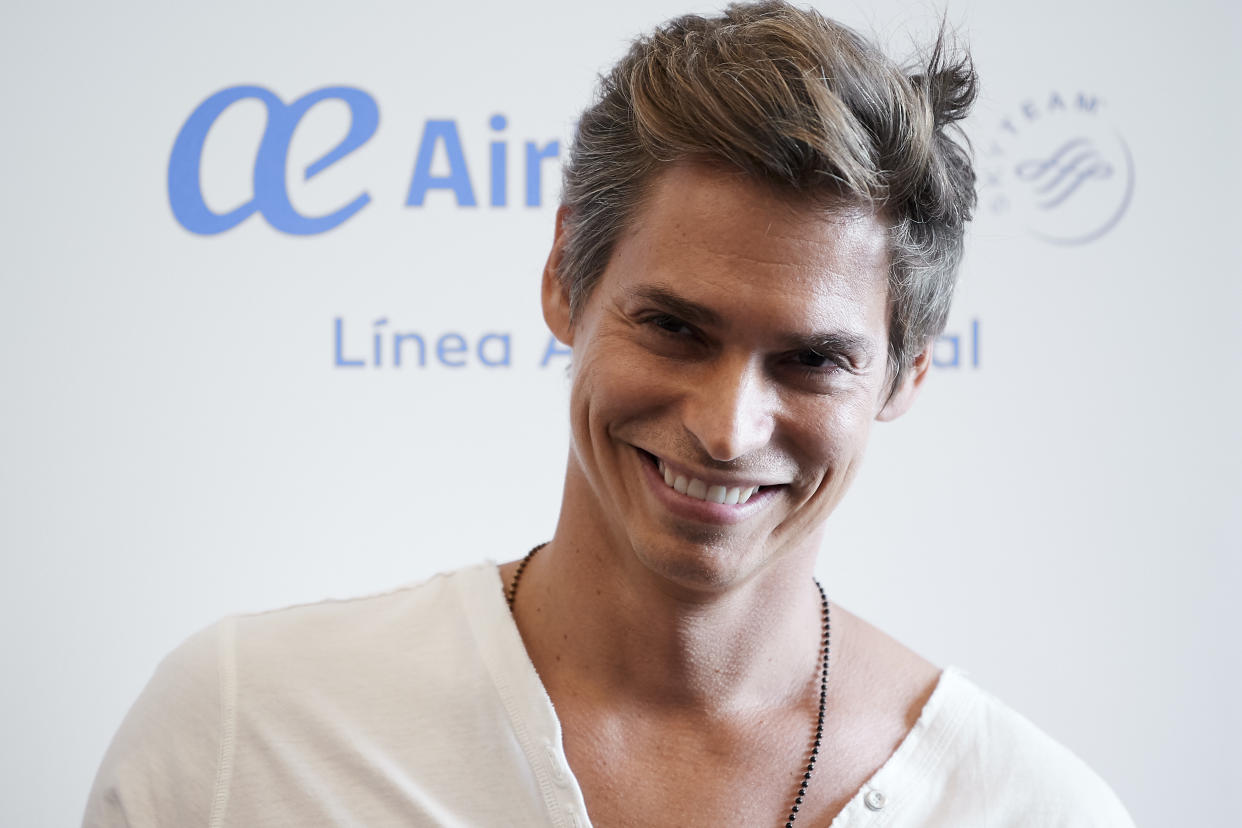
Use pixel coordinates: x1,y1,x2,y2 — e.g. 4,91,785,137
86,2,1135,825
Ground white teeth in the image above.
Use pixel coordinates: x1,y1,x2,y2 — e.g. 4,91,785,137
652,454,762,505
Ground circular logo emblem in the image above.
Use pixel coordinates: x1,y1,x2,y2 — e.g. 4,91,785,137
979,92,1134,245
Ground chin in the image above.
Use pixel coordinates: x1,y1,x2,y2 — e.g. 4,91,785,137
628,535,757,596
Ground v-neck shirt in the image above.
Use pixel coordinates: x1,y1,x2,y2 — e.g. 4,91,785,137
84,563,1135,827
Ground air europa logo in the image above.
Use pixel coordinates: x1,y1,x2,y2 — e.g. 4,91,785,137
167,85,561,235
979,91,1134,245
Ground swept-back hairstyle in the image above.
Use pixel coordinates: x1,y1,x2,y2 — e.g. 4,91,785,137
558,0,977,391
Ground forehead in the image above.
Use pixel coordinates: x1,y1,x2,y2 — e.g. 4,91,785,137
599,164,892,334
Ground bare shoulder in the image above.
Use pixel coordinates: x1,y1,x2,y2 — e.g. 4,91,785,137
828,605,941,747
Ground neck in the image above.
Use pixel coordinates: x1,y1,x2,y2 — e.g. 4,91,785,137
511,469,826,715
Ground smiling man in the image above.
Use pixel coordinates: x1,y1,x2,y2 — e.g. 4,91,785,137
86,2,1135,826
520,167,926,825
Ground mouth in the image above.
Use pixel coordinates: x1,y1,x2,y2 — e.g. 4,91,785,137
639,450,766,505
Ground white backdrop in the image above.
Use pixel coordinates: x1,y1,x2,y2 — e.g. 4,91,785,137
2,1,1239,825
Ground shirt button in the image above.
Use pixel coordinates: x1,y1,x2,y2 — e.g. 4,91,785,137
544,743,570,787
864,790,886,811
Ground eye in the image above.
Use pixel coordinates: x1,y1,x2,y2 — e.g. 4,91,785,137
794,349,841,370
645,313,695,337
786,349,853,389
635,312,706,359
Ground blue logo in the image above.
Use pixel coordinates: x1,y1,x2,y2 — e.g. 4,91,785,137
1014,138,1115,210
169,86,562,236
980,92,1134,245
168,86,380,235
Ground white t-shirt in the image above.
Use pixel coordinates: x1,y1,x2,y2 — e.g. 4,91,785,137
84,564,1135,827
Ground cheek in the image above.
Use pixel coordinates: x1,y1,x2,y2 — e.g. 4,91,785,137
567,338,660,444
793,395,877,479
573,328,667,400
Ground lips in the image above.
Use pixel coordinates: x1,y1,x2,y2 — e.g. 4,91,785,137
653,457,761,505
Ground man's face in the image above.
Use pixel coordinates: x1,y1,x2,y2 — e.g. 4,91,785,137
545,164,921,591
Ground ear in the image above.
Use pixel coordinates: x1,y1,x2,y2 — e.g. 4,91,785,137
876,342,932,422
541,205,574,347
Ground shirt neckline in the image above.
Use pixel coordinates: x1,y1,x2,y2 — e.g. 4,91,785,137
459,561,977,828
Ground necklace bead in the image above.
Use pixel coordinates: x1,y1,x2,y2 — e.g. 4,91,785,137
508,544,831,827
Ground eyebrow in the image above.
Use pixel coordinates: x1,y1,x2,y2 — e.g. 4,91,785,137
625,285,878,363
625,285,724,328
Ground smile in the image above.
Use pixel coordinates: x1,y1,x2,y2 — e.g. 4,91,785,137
654,457,760,505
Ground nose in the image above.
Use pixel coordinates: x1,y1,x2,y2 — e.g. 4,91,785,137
681,355,776,462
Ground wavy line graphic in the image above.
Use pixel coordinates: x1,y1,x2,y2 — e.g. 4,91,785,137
1014,137,1114,209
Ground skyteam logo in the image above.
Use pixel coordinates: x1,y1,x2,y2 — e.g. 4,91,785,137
979,92,1134,245
168,85,561,235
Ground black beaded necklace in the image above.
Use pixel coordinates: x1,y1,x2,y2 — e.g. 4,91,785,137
506,543,831,827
